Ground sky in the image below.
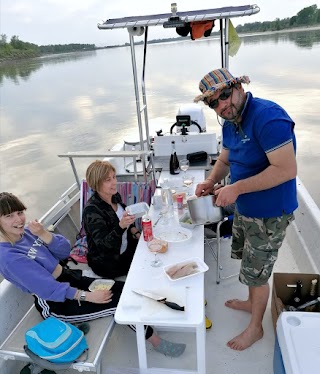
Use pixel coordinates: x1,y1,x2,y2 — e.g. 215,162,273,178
1,0,320,47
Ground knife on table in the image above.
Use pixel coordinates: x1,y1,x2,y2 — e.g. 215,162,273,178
132,288,185,311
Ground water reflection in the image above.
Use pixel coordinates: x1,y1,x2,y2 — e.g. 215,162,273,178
0,60,43,84
241,29,320,49
0,50,96,84
1,29,320,219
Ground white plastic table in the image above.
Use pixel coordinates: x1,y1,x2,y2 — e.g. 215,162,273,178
115,170,206,373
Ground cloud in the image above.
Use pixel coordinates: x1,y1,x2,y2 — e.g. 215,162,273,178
1,1,320,46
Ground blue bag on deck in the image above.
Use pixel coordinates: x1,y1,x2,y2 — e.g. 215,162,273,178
25,317,88,364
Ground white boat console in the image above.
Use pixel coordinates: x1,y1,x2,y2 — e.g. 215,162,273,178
153,133,218,157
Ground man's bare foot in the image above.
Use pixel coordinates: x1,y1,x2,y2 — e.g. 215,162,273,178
227,326,263,351
225,299,252,313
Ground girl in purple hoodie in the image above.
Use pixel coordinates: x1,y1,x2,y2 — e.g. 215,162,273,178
0,192,186,358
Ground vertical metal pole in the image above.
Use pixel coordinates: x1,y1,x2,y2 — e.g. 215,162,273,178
129,33,147,181
68,157,81,189
219,19,224,68
141,26,157,185
129,34,144,152
225,18,230,69
142,26,150,152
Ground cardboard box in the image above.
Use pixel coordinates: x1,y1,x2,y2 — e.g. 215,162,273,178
271,272,320,331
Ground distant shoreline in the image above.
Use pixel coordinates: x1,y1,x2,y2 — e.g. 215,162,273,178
1,25,320,64
239,24,320,38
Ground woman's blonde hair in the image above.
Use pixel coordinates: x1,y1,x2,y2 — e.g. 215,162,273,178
85,160,116,191
0,192,27,243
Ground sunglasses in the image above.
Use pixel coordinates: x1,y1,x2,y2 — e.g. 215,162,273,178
206,87,233,109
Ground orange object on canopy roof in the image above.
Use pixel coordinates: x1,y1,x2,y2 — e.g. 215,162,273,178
190,20,214,39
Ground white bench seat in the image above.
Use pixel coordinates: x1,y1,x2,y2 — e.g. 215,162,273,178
0,281,115,374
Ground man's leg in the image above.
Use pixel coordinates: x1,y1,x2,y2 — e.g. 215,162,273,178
226,284,268,350
225,213,293,350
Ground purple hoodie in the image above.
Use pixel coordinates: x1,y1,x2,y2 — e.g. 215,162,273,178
0,228,77,301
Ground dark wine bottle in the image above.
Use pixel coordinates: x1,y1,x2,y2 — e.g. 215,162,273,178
169,140,180,175
286,280,303,311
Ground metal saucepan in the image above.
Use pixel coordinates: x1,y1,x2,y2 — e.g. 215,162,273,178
187,195,223,225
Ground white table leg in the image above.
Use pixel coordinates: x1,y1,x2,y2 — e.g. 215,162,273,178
196,318,206,374
136,323,148,369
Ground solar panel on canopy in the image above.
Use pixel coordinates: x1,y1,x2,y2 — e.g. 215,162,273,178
98,5,260,30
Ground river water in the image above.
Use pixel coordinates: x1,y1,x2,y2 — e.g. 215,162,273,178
1,28,320,220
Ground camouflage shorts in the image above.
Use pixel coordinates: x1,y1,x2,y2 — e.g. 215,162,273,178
231,210,295,287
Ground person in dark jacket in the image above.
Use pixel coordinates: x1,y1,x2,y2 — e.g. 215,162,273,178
83,160,141,279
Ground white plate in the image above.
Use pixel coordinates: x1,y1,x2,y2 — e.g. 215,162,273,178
153,227,192,243
163,257,209,281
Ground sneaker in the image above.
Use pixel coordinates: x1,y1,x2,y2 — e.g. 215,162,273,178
154,338,186,357
20,364,57,374
74,322,90,335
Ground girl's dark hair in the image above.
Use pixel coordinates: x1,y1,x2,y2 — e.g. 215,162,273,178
0,192,27,216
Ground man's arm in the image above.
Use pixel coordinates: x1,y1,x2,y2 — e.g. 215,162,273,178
235,142,297,194
195,148,230,196
215,142,297,206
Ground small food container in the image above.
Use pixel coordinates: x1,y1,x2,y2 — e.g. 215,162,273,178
125,202,149,218
179,212,196,229
163,257,209,281
88,279,115,291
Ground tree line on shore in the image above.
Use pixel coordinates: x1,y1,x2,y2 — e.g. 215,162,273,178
126,4,320,47
1,4,319,60
0,35,95,61
236,4,320,33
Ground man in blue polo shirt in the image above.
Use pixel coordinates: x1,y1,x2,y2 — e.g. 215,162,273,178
194,68,298,351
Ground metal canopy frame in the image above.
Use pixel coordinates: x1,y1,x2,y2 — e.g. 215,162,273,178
98,5,260,30
98,5,260,177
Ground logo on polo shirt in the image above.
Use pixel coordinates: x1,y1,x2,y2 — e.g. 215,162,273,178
241,136,250,143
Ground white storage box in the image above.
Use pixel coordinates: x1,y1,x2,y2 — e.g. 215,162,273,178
275,311,320,374
125,202,149,218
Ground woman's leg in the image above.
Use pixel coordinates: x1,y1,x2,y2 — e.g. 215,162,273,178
34,280,124,323
34,269,186,357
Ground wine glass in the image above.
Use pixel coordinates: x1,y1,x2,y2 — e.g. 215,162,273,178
180,159,189,175
183,174,195,196
147,237,163,267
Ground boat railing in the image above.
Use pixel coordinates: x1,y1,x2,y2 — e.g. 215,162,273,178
36,186,81,245
58,150,156,188
39,150,156,233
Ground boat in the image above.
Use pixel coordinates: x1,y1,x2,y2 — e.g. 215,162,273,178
1,3,320,373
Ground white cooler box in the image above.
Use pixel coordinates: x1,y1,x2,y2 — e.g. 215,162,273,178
274,311,320,374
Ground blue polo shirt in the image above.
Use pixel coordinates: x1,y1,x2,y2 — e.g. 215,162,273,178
222,92,298,218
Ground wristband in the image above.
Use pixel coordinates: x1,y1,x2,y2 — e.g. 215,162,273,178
132,231,141,239
78,290,86,306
